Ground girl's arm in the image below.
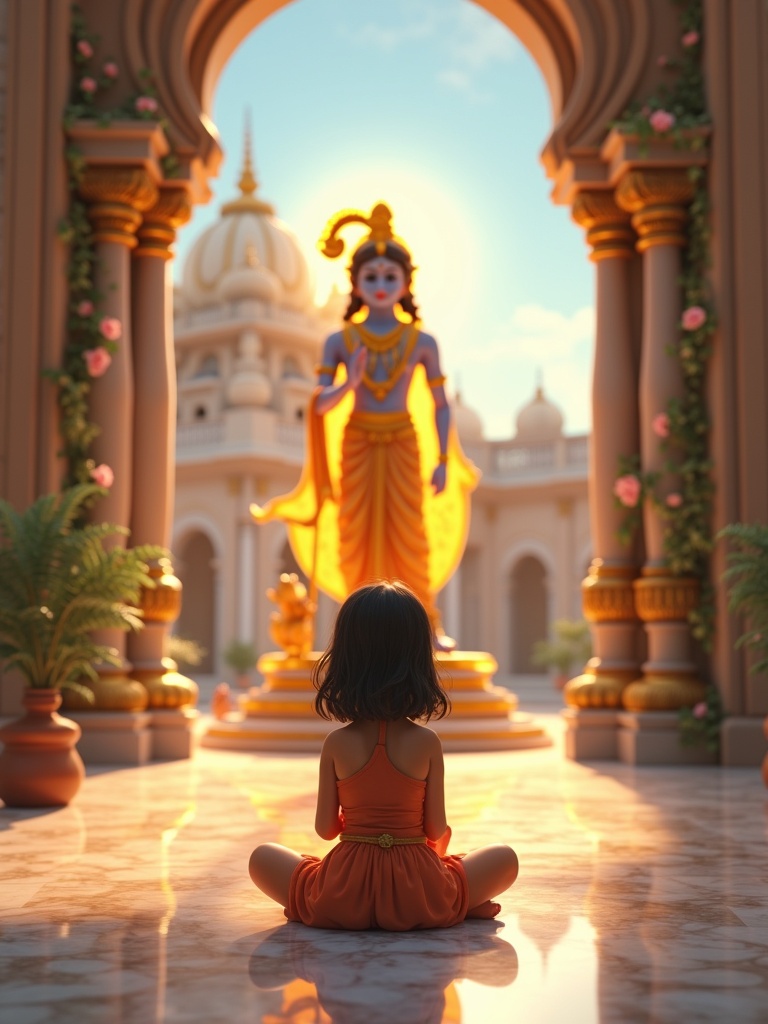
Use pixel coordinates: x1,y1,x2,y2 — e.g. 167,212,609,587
423,731,449,842
315,734,344,840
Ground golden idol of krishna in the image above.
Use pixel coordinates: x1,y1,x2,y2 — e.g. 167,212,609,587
251,202,478,650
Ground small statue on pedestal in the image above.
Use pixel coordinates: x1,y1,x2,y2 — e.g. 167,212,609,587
267,572,316,658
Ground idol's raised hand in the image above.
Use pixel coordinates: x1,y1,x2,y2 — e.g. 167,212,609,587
347,347,367,391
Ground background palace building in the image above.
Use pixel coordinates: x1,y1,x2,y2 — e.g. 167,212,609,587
171,139,590,680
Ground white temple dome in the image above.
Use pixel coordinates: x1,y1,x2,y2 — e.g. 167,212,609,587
217,250,282,305
452,392,484,443
514,384,564,443
179,135,313,312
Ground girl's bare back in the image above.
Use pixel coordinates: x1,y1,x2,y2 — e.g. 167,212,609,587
330,718,437,780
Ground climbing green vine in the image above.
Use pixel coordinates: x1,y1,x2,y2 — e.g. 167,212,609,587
612,0,715,649
51,4,173,489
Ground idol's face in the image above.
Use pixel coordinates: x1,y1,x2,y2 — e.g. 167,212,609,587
354,257,408,312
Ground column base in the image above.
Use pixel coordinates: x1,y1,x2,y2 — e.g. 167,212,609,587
617,711,717,765
622,670,706,711
134,663,199,710
149,708,199,760
562,708,619,760
68,711,152,765
720,717,767,767
564,667,637,709
83,673,149,712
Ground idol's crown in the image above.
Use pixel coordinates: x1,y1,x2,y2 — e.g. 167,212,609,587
318,202,409,259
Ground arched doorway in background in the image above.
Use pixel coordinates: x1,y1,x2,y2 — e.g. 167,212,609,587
510,555,548,674
175,531,217,673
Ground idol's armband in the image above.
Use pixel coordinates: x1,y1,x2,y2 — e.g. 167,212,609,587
427,374,446,390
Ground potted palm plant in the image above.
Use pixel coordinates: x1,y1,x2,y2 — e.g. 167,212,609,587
0,484,161,807
223,639,257,689
719,523,768,783
531,619,593,689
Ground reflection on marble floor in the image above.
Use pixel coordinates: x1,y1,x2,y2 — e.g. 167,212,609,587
1,714,767,1024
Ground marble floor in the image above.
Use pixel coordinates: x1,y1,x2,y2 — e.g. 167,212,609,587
1,704,767,1024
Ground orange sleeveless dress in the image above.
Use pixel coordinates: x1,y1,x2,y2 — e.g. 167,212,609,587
286,722,470,930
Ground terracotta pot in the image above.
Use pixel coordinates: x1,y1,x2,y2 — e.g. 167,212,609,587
0,689,85,807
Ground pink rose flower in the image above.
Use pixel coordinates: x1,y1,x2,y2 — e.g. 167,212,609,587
76,299,94,317
76,40,93,59
665,492,683,508
657,55,668,67
80,77,98,95
83,347,112,377
613,474,642,508
90,463,114,488
99,316,122,341
653,412,670,438
135,96,159,114
102,62,119,79
649,109,675,133
681,305,707,331
682,30,700,48
692,701,707,719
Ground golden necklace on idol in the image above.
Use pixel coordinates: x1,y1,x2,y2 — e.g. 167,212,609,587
342,319,420,401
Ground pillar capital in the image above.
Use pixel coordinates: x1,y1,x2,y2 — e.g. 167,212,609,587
79,166,159,247
135,184,193,260
615,169,695,251
571,190,635,261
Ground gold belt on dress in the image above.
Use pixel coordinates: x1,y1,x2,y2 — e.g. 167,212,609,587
339,832,427,849
347,411,415,445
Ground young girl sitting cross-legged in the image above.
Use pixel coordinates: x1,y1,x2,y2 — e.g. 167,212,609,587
248,580,519,930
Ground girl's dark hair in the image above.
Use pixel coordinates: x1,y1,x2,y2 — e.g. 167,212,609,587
313,581,449,722
343,241,420,322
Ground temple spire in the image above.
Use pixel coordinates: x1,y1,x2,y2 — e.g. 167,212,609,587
222,111,274,216
238,111,258,198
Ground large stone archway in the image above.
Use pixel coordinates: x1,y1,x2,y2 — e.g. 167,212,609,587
86,0,669,205
2,0,767,764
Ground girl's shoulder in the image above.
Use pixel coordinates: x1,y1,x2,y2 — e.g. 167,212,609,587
396,719,443,759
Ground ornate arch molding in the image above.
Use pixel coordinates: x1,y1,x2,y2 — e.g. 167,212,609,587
102,0,658,206
500,539,557,584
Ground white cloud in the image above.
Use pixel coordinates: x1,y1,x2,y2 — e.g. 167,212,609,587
338,1,518,96
475,304,595,362
339,0,440,51
436,2,519,100
353,18,436,51
435,68,492,103
449,304,595,438
450,4,519,69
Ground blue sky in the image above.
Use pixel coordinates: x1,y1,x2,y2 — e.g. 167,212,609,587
174,0,594,439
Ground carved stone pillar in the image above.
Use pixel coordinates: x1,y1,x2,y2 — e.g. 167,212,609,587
77,166,159,711
566,191,641,709
616,170,705,711
129,184,198,709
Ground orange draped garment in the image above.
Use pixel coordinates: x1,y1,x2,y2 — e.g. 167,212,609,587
251,359,478,612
